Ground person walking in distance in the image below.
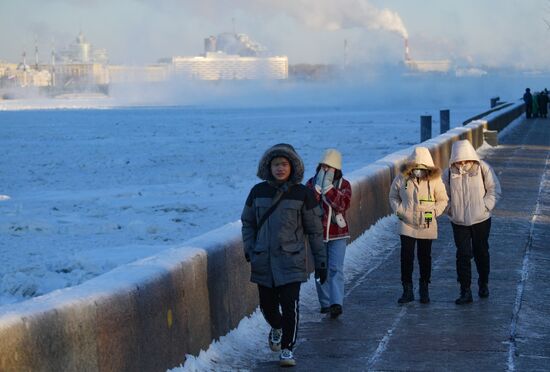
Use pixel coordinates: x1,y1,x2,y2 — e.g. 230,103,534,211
532,91,540,118
241,143,327,367
389,147,448,304
306,149,352,319
523,88,533,119
538,89,549,118
443,140,501,305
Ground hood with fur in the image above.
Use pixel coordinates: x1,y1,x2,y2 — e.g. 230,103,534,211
400,146,441,180
450,140,480,164
257,143,304,184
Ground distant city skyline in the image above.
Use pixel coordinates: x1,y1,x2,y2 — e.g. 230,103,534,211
1,0,549,69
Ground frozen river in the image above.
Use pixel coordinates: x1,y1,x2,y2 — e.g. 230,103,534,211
0,103,488,305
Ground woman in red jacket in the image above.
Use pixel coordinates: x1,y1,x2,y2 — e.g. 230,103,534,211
306,149,352,319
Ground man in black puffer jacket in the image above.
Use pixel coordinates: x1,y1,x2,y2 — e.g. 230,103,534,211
241,143,327,367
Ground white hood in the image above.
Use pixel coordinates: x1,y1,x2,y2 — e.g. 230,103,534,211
407,147,435,168
450,140,480,164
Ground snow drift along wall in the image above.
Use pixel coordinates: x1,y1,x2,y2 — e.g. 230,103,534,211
0,103,524,371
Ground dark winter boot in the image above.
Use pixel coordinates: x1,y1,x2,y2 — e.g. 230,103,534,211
455,288,473,305
330,304,343,319
478,282,489,298
419,281,430,304
398,283,414,304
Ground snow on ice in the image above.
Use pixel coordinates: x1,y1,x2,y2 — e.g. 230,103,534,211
5,69,531,307
0,103,487,305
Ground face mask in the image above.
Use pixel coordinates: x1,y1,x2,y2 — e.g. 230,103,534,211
458,162,473,173
413,169,425,178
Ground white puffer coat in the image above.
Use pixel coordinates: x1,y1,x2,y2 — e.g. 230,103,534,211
442,140,501,226
389,147,448,240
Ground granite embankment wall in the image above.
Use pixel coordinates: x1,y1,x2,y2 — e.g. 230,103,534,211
0,102,524,371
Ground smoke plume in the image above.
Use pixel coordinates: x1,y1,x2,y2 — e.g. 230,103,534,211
267,0,408,38
137,0,409,38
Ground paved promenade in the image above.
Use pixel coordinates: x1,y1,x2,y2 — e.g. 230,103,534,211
255,117,550,371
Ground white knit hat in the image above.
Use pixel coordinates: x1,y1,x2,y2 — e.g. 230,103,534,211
320,148,342,170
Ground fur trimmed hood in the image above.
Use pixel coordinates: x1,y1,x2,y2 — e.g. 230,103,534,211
400,146,441,180
257,143,304,184
400,162,442,180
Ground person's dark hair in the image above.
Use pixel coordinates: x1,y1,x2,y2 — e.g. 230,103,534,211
316,164,343,180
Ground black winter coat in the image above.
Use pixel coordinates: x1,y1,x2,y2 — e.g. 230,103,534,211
241,182,326,287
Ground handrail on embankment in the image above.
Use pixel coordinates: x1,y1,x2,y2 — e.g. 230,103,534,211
462,102,514,125
0,101,525,372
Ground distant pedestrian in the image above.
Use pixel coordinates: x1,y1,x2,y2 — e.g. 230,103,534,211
523,88,533,118
442,140,501,305
532,91,539,118
306,149,352,319
389,147,448,304
538,89,549,118
241,143,327,367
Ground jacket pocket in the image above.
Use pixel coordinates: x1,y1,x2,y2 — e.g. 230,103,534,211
250,251,269,276
281,241,303,254
279,202,301,241
253,240,268,252
255,198,272,222
280,241,306,272
472,194,489,222
399,205,417,227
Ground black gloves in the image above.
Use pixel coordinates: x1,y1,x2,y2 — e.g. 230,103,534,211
245,252,250,262
315,268,327,285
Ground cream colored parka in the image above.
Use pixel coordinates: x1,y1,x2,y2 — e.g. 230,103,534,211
442,140,501,226
389,147,449,240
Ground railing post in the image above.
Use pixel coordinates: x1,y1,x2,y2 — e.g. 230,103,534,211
440,109,450,133
421,115,432,142
490,97,500,108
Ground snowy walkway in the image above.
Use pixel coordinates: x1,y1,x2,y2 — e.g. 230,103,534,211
178,116,550,371
251,116,550,371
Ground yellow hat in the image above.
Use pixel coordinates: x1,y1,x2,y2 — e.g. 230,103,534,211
320,149,342,170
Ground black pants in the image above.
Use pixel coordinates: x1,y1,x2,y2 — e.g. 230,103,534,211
258,282,301,351
452,218,491,289
400,235,432,284
525,103,532,118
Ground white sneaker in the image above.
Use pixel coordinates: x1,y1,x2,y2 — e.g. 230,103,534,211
279,349,296,367
269,328,282,351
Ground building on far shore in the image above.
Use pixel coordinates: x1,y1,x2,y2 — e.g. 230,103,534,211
403,38,452,74
50,32,109,94
108,64,170,84
170,32,287,80
108,32,288,83
171,52,288,80
404,59,452,73
1,31,288,98
57,32,108,65
1,32,109,96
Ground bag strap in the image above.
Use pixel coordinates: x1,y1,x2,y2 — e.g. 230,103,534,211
257,187,289,231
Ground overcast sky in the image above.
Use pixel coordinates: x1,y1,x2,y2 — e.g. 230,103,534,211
1,0,549,69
